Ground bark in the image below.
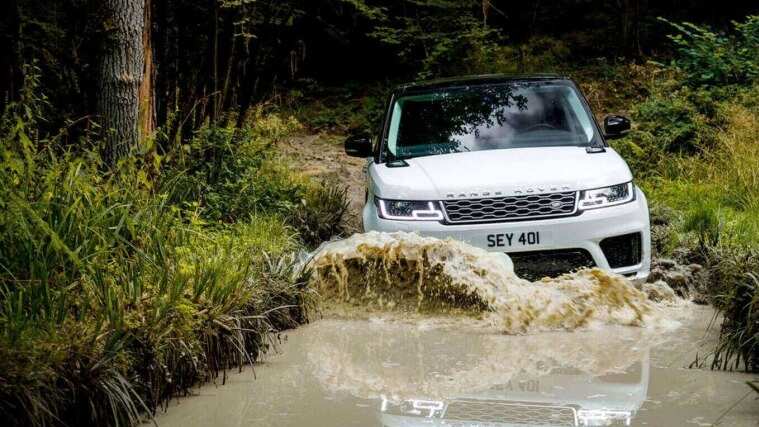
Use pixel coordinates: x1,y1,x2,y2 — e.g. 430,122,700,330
138,0,155,140
98,0,146,164
0,0,20,104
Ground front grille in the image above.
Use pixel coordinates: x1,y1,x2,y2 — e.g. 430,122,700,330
442,191,577,224
600,232,642,268
444,400,577,426
509,249,596,281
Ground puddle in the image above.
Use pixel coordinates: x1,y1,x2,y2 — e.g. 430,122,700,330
152,305,757,426
152,234,757,426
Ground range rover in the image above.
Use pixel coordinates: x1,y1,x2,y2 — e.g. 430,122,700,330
344,75,650,280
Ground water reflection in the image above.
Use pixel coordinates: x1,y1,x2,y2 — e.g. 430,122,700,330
388,82,601,160
301,319,652,427
152,307,759,427
378,356,647,426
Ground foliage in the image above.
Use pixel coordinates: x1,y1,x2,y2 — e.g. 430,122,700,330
625,18,759,372
0,75,342,426
648,202,681,258
163,110,304,222
682,202,721,252
280,81,388,133
705,247,759,372
634,90,712,153
290,181,350,247
660,16,759,87
160,108,349,246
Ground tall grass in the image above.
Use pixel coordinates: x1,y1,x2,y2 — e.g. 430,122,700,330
707,248,759,371
636,98,759,371
0,75,338,426
618,32,759,370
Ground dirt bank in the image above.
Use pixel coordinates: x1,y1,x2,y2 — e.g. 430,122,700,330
280,133,365,231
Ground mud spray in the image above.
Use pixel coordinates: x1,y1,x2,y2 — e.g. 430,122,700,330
308,232,680,334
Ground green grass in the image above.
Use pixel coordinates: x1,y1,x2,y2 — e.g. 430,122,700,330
0,83,341,426
621,75,759,372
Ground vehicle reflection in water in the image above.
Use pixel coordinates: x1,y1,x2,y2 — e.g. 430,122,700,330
152,308,759,427
378,352,648,427
300,319,653,427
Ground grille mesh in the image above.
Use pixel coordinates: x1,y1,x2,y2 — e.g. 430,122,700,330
444,400,577,426
442,191,577,223
600,232,642,268
510,249,596,281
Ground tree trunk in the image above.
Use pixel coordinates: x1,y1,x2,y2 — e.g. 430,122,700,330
0,0,21,105
138,0,155,140
98,0,146,164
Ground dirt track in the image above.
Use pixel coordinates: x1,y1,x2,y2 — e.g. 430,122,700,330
280,133,365,232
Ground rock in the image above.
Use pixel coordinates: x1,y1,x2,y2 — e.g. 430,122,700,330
643,280,677,302
687,263,703,273
666,271,688,290
648,257,713,301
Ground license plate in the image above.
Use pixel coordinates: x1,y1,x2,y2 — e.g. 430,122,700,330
486,231,542,248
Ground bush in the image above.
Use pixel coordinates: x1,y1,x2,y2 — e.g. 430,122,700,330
704,246,759,372
160,110,349,245
633,91,710,154
617,18,759,373
281,81,388,134
660,16,759,87
0,81,319,426
290,181,350,247
163,112,304,222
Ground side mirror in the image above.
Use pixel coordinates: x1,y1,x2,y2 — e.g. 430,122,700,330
344,134,373,157
603,115,631,139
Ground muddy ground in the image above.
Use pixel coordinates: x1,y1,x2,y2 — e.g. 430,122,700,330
280,133,366,231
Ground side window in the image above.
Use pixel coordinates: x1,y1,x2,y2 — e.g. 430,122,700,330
565,87,594,143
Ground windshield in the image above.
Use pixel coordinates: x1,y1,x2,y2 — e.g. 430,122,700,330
385,82,600,160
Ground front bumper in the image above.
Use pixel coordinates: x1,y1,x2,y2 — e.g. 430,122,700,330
363,188,651,280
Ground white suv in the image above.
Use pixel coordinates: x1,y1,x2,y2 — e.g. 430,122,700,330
345,75,650,280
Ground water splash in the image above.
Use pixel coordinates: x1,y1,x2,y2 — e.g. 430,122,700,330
309,231,663,334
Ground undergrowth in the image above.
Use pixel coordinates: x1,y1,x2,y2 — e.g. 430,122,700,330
612,16,759,373
0,72,343,426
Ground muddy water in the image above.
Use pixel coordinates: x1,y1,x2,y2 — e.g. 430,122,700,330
310,232,659,333
154,234,757,426
153,305,757,427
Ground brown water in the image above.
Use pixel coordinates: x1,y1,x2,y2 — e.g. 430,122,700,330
310,232,664,333
153,234,758,426
153,305,757,427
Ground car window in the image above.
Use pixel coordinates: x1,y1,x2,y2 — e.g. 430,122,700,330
386,83,600,159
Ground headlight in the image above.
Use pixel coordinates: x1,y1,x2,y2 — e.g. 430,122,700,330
577,409,632,426
579,182,634,210
380,397,445,418
376,198,444,221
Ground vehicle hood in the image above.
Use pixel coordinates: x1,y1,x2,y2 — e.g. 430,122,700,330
370,147,633,200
